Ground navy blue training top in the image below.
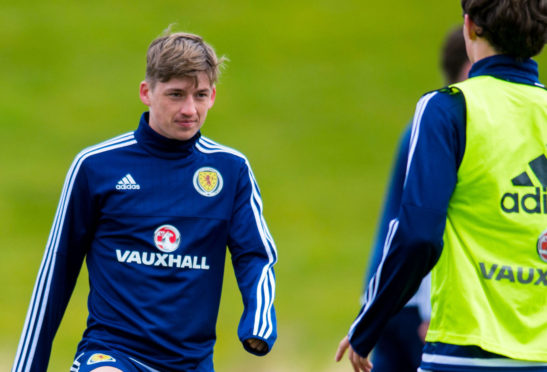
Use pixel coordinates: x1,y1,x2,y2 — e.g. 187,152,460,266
12,113,278,372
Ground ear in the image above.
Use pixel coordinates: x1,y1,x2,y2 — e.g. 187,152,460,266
208,86,217,109
139,81,151,106
464,14,479,40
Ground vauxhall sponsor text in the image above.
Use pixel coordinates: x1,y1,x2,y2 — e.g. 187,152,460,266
116,249,210,270
479,262,547,286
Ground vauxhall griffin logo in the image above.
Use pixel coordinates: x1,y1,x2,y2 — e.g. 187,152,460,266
154,225,181,253
501,154,547,214
538,229,547,263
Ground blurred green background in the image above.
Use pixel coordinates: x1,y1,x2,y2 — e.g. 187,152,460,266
1,1,545,371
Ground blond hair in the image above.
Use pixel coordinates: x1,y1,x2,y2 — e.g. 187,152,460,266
145,30,226,88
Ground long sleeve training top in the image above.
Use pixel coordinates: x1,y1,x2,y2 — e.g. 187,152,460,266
12,113,277,372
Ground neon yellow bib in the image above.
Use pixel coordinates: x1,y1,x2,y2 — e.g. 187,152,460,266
426,76,547,361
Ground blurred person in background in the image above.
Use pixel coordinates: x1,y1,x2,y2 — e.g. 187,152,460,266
336,0,547,371
361,25,470,372
12,30,277,372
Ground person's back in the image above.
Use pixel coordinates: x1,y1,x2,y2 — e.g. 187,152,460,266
426,62,547,362
423,2,547,365
336,1,547,371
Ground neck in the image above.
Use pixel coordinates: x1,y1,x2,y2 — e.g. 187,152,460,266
463,14,499,64
134,112,200,160
468,38,498,64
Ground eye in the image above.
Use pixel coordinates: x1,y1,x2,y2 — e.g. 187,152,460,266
196,91,210,98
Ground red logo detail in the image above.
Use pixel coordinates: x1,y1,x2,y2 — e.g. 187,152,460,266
537,229,547,263
154,225,181,253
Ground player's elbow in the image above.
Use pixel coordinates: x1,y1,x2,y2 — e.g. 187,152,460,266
403,235,443,268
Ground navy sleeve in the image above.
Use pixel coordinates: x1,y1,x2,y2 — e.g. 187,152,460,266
227,160,277,356
12,156,97,372
349,89,466,357
364,125,411,286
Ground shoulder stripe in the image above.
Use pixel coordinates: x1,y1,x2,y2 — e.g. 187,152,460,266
404,92,437,188
12,135,136,372
76,131,135,157
198,136,247,159
196,137,277,339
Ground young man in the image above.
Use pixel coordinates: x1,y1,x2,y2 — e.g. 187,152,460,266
362,26,470,372
336,1,547,371
12,31,277,372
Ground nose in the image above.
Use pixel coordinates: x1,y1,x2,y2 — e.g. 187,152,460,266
179,97,197,117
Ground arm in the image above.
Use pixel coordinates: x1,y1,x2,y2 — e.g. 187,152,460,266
12,156,97,372
228,160,277,356
363,125,412,296
347,90,466,360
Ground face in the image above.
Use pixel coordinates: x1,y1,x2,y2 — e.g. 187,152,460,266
139,72,216,141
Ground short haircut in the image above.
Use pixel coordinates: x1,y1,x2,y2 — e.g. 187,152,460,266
145,30,226,88
441,26,469,85
461,0,547,60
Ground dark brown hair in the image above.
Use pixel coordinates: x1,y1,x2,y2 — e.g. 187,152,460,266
441,26,469,84
461,0,547,59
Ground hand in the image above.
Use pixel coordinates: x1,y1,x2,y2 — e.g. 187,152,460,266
335,336,373,372
245,338,268,353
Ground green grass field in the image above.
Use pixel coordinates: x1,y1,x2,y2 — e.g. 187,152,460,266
1,1,546,371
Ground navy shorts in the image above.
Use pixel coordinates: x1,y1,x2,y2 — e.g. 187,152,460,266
71,351,159,372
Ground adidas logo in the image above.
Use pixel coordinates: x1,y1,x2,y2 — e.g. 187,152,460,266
511,154,547,187
501,154,547,214
116,173,141,190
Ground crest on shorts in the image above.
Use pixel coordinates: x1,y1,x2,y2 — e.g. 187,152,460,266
154,224,181,253
87,353,116,365
537,229,547,263
193,167,223,197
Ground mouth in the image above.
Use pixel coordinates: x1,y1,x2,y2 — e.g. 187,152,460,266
175,119,197,128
